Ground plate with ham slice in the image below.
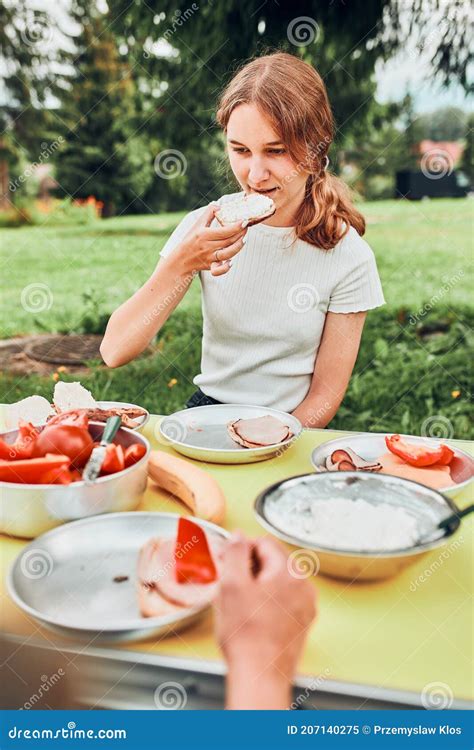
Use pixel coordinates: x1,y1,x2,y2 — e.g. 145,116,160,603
159,405,302,464
8,512,228,643
311,433,473,500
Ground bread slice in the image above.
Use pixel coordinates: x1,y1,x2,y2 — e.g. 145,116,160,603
53,381,97,412
215,193,275,227
5,396,54,428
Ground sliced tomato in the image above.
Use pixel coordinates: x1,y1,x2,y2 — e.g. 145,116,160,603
0,420,39,461
39,465,75,485
124,443,147,468
34,425,93,469
174,517,217,584
100,443,125,475
47,410,89,429
0,454,71,484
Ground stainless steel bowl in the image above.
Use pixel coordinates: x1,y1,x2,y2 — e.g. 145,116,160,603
311,433,473,500
8,512,229,643
255,472,463,581
0,423,150,539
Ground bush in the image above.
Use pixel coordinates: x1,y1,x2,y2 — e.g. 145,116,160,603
330,306,473,438
0,198,100,228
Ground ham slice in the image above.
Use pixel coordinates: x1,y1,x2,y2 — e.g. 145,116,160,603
137,538,184,618
227,415,293,448
137,536,225,616
325,448,382,473
49,406,146,429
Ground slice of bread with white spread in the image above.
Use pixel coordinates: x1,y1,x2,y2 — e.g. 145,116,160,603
53,381,98,412
214,193,275,226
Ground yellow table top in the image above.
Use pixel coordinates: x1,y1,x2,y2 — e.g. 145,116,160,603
1,416,472,701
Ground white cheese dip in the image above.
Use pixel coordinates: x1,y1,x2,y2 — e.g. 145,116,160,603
265,495,420,551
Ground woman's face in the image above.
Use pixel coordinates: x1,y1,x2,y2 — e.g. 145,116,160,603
226,103,309,224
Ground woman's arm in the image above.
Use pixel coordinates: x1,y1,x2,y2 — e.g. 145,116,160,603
291,311,367,428
100,205,247,368
99,252,194,368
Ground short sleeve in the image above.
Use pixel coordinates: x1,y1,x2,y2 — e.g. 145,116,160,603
327,228,385,313
159,206,207,259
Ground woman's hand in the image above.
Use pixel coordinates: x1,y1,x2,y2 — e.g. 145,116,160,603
214,532,317,709
177,203,248,277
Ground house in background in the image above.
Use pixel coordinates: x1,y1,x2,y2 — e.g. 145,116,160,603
396,140,469,199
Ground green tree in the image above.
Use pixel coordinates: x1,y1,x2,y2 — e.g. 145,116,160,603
110,0,470,209
460,113,473,187
53,6,153,216
0,2,54,208
415,107,468,141
335,94,463,199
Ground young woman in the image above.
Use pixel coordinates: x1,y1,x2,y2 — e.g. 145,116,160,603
101,52,385,428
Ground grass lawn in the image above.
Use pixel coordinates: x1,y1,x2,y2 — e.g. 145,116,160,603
1,198,472,438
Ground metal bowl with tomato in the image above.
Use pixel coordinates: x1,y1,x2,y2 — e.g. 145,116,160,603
0,419,150,539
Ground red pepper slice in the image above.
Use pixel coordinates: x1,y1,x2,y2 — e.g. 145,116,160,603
437,444,455,465
124,443,147,468
0,454,71,484
0,420,39,461
174,517,217,584
100,443,125,475
385,434,447,467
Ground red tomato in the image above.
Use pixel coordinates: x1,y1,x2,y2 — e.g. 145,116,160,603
100,443,125,475
124,443,147,468
35,425,94,469
47,410,89,429
0,420,39,461
39,465,75,485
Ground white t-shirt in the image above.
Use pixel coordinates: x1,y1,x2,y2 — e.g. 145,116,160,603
160,192,385,412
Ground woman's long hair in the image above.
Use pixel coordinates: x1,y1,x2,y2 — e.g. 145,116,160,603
216,52,365,250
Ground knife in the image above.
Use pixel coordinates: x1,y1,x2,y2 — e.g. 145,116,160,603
83,416,122,484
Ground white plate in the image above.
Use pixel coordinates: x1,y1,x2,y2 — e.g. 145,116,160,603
311,433,473,499
96,400,149,430
159,404,302,464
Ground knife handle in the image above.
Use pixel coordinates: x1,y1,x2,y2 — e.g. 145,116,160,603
102,416,122,444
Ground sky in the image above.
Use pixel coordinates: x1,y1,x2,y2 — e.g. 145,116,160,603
375,55,470,112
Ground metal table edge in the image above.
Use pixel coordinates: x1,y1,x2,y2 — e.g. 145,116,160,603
4,634,472,710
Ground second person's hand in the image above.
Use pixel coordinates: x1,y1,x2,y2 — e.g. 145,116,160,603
214,533,318,709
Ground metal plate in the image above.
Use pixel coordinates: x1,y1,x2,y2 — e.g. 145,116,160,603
97,401,150,430
159,404,302,464
311,433,473,499
7,512,228,642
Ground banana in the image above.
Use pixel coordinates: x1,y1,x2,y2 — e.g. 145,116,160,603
147,450,226,524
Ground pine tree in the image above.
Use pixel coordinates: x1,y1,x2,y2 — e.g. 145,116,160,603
53,6,152,216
